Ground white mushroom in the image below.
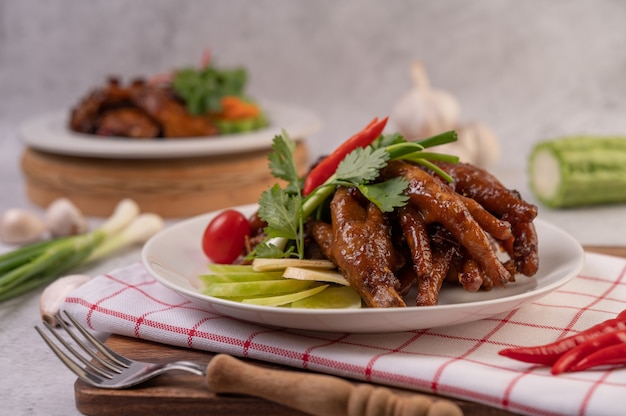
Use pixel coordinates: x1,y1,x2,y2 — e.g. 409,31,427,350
0,208,47,245
45,198,88,237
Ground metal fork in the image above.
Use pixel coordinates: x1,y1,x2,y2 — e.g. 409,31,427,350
35,311,462,416
35,311,206,388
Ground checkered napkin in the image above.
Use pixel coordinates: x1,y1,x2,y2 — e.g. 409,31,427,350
62,252,626,416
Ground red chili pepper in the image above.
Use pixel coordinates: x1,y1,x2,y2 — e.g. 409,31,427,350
569,341,626,372
498,312,626,366
551,329,626,374
302,116,388,195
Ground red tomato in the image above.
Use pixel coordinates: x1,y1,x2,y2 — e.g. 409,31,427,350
201,209,250,264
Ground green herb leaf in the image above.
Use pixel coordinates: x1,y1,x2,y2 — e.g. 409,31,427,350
335,147,389,184
358,177,410,213
258,184,301,241
249,242,294,259
267,131,302,193
172,64,248,115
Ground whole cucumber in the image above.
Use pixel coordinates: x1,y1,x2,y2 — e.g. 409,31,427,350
529,136,626,208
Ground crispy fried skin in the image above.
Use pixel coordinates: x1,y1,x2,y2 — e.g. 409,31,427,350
434,161,538,223
435,161,539,276
459,258,486,292
505,222,539,276
70,78,133,134
96,108,160,138
382,160,512,288
397,205,432,280
416,239,457,306
129,85,218,137
330,187,406,308
69,78,218,138
309,220,335,262
458,195,512,241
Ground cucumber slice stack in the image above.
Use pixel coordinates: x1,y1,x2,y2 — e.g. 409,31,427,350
200,261,362,309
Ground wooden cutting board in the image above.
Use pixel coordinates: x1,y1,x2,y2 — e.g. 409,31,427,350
74,247,625,416
75,335,515,416
21,141,309,218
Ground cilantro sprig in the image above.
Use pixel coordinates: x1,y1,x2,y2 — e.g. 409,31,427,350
251,129,458,260
329,146,409,212
255,132,305,258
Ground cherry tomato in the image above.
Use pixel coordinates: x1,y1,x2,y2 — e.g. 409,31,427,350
201,209,250,264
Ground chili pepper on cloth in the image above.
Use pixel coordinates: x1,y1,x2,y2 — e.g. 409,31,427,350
302,116,388,195
570,340,626,372
552,329,626,374
499,310,626,373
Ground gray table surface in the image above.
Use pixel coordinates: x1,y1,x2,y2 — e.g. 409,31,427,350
2,1,626,415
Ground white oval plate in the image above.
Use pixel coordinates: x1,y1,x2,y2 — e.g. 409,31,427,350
142,204,584,333
19,101,321,159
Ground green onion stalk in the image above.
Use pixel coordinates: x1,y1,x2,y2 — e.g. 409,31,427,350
0,199,163,303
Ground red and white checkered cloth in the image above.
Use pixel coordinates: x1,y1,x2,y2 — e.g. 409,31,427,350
62,252,626,416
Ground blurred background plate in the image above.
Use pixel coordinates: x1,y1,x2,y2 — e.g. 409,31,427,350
18,101,321,159
19,101,319,217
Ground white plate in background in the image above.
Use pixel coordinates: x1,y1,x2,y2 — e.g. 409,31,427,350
19,101,321,159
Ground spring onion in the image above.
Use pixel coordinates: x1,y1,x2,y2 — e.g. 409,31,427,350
0,199,163,302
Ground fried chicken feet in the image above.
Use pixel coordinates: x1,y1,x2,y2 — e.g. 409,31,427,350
434,161,539,277
312,187,406,308
383,160,513,290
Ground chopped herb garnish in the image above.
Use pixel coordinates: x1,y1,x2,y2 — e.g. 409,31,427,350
172,63,248,115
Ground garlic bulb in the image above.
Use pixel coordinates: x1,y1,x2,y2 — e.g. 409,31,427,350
39,274,92,326
433,121,501,168
45,198,88,237
458,121,500,167
0,208,47,244
391,62,460,140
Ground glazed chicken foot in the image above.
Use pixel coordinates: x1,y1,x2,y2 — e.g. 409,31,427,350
382,160,513,289
312,187,406,308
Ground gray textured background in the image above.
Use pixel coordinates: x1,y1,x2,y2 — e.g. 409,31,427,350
3,0,626,246
3,0,626,168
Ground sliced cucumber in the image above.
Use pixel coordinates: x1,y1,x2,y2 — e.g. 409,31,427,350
529,136,626,208
200,258,363,309
291,286,362,309
199,271,284,284
241,285,329,306
203,279,313,297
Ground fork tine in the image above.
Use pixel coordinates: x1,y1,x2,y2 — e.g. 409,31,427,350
43,319,122,376
35,324,110,385
60,311,132,368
